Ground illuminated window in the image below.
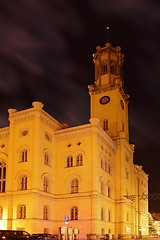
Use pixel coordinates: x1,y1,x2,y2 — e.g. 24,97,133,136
76,154,83,166
0,206,3,219
67,156,73,167
43,177,49,192
71,179,78,193
0,162,6,193
21,149,28,162
43,205,49,220
101,208,105,221
21,175,27,190
17,204,26,219
71,206,78,220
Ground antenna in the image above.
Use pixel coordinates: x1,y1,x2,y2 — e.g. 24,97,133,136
106,26,110,43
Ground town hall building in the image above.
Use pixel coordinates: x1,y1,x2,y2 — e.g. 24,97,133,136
0,41,149,239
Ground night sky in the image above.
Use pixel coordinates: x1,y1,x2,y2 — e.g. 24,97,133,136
0,0,160,212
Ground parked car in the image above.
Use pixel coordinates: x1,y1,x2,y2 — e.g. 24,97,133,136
30,234,57,240
0,230,30,240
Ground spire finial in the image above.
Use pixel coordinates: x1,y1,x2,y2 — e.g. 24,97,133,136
106,26,110,43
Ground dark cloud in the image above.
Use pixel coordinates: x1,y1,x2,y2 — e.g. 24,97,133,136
0,0,160,211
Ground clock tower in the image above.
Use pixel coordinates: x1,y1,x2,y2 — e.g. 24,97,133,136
88,42,129,140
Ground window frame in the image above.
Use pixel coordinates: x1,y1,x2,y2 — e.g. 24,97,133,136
71,206,78,220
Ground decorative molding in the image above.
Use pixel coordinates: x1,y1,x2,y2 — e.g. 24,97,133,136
55,126,92,141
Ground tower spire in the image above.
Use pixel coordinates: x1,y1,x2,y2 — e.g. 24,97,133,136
106,26,110,43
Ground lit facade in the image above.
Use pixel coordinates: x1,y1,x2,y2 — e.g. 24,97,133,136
0,42,148,238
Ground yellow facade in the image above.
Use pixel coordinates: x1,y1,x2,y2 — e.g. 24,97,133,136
0,42,148,239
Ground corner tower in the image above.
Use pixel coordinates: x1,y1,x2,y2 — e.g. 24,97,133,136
88,42,130,140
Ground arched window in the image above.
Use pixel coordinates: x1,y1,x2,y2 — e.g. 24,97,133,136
71,179,78,193
101,159,103,168
105,161,107,171
43,205,49,220
0,206,3,219
102,64,108,74
107,182,111,198
108,163,111,174
102,119,108,131
71,206,78,220
17,204,26,219
101,181,104,195
101,208,105,221
76,154,83,166
43,177,49,192
0,162,6,193
111,61,115,74
44,151,49,165
21,175,27,190
67,156,73,167
21,149,28,162
108,209,111,222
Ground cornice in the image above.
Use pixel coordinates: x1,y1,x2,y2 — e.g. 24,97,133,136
9,108,62,131
0,127,9,139
55,124,92,141
88,83,129,103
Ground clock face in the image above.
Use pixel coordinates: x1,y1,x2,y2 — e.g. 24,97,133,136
99,96,110,105
120,99,124,109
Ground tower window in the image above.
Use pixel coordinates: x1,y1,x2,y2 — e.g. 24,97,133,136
21,175,27,190
111,61,115,74
43,177,50,192
102,64,108,74
0,162,6,193
44,151,51,166
21,149,28,162
102,119,108,131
